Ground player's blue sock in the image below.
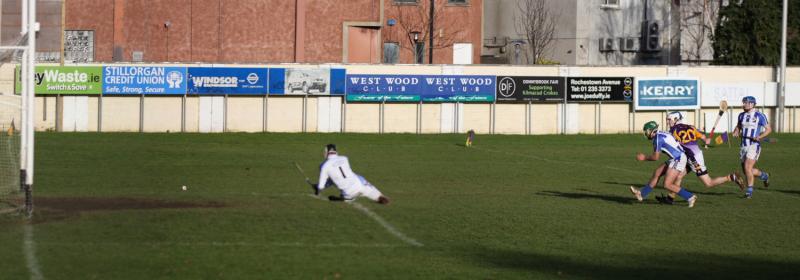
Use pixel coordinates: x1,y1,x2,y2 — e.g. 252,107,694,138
746,186,754,196
640,184,653,198
759,172,769,181
676,188,694,200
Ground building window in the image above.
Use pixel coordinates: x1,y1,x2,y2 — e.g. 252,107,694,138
602,0,620,7
414,42,425,64
383,43,399,64
448,0,468,4
394,0,418,4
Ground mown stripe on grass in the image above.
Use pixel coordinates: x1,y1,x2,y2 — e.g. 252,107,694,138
36,241,401,248
472,146,647,175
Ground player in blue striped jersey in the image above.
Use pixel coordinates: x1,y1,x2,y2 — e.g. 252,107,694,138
733,96,772,198
630,121,698,207
654,112,745,204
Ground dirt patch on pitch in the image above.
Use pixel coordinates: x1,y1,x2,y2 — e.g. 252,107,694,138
30,197,226,223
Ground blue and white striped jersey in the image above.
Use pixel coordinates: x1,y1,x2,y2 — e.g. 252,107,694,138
653,131,684,160
737,110,768,147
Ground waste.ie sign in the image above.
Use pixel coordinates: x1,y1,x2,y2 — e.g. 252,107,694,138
635,78,699,110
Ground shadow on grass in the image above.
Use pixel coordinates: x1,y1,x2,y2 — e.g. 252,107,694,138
467,247,799,279
688,189,736,196
603,181,737,197
773,189,800,197
537,190,636,205
601,181,642,187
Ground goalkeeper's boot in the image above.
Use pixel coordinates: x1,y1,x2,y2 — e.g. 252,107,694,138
731,172,746,191
328,195,345,202
687,195,697,208
629,186,642,202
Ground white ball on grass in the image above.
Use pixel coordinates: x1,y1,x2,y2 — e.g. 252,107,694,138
181,185,187,191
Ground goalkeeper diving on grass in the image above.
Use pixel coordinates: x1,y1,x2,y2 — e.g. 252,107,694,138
307,144,390,205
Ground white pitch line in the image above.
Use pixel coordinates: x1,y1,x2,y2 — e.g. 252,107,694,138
23,224,43,280
306,194,423,247
349,202,423,247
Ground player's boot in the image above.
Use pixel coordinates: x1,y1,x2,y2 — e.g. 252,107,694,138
762,172,770,188
687,195,697,208
629,186,642,202
744,187,753,199
731,172,745,191
656,193,674,205
378,196,390,205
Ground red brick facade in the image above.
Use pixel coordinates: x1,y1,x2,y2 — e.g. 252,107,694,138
60,0,481,64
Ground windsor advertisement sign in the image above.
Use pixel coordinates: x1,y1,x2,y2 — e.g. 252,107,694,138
346,74,495,102
16,66,102,94
567,77,633,102
187,67,268,95
635,78,700,110
496,76,564,102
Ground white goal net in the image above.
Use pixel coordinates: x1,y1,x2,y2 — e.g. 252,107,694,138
0,95,21,213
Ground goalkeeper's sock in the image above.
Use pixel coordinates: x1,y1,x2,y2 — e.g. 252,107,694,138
759,172,769,181
640,184,653,198
676,188,694,200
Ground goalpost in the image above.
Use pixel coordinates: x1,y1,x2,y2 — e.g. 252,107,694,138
0,0,37,216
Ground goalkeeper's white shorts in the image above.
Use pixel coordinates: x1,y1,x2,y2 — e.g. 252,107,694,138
342,181,383,202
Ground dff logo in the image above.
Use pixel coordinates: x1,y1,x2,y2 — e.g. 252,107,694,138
498,77,516,98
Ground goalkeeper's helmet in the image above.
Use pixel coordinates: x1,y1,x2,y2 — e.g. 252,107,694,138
666,111,683,127
323,144,337,158
643,121,659,139
742,96,757,104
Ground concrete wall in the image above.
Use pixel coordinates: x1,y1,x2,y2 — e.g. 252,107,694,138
483,0,680,66
14,64,800,134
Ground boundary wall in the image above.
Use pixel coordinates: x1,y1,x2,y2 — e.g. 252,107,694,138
1,64,799,134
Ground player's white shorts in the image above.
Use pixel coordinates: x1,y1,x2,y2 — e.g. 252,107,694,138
341,176,383,202
666,156,687,172
687,154,708,176
739,145,761,162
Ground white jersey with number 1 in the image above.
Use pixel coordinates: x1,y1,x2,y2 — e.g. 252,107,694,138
317,154,362,196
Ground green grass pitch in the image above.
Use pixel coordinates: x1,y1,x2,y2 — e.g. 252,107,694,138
1,132,799,279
